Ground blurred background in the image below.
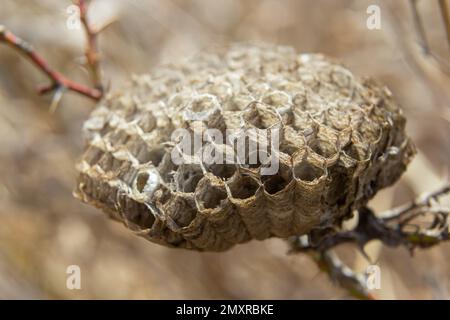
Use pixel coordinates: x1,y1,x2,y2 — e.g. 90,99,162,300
0,0,449,299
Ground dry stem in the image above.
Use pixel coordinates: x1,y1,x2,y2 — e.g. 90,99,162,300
290,184,450,299
0,25,102,101
76,0,105,92
0,0,110,103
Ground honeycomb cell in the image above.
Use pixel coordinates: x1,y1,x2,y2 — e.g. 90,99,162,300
195,176,228,210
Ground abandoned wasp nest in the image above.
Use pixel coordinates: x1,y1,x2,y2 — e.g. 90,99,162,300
75,43,415,251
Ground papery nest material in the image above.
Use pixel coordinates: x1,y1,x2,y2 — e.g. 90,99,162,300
75,43,415,251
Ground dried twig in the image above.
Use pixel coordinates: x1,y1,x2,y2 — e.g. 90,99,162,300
76,0,109,92
290,184,450,299
289,237,375,300
0,25,102,101
380,184,450,220
0,0,112,104
305,188,449,254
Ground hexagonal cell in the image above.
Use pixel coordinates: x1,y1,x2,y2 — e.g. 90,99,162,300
279,143,299,157
304,124,340,162
134,143,165,166
195,178,228,210
164,194,197,228
262,90,292,109
173,201,197,227
262,173,292,195
297,69,320,92
280,126,304,156
122,197,156,229
352,117,383,145
227,94,254,111
307,137,338,159
206,163,237,180
83,145,104,166
136,110,157,133
227,175,260,200
124,136,146,161
273,79,306,96
330,66,354,88
83,109,108,133
291,90,308,111
292,109,314,132
198,79,233,102
175,164,204,193
97,122,112,136
293,159,326,182
116,161,138,185
106,129,130,149
146,146,166,167
123,103,140,123
343,142,370,162
184,94,221,122
324,106,352,131
97,152,123,173
260,153,292,192
156,153,178,185
167,91,191,111
96,180,117,210
242,102,281,129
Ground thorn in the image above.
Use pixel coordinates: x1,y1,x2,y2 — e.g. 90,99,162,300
0,25,102,101
49,86,65,113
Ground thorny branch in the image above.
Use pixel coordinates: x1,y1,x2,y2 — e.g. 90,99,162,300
290,184,450,300
290,237,376,300
76,0,111,92
0,25,102,101
0,0,110,104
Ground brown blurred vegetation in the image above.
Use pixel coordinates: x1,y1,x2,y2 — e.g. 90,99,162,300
0,0,449,299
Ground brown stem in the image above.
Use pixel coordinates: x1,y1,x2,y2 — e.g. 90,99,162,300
76,0,103,91
0,25,102,101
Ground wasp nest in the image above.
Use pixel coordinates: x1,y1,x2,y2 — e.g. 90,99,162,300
75,43,415,251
